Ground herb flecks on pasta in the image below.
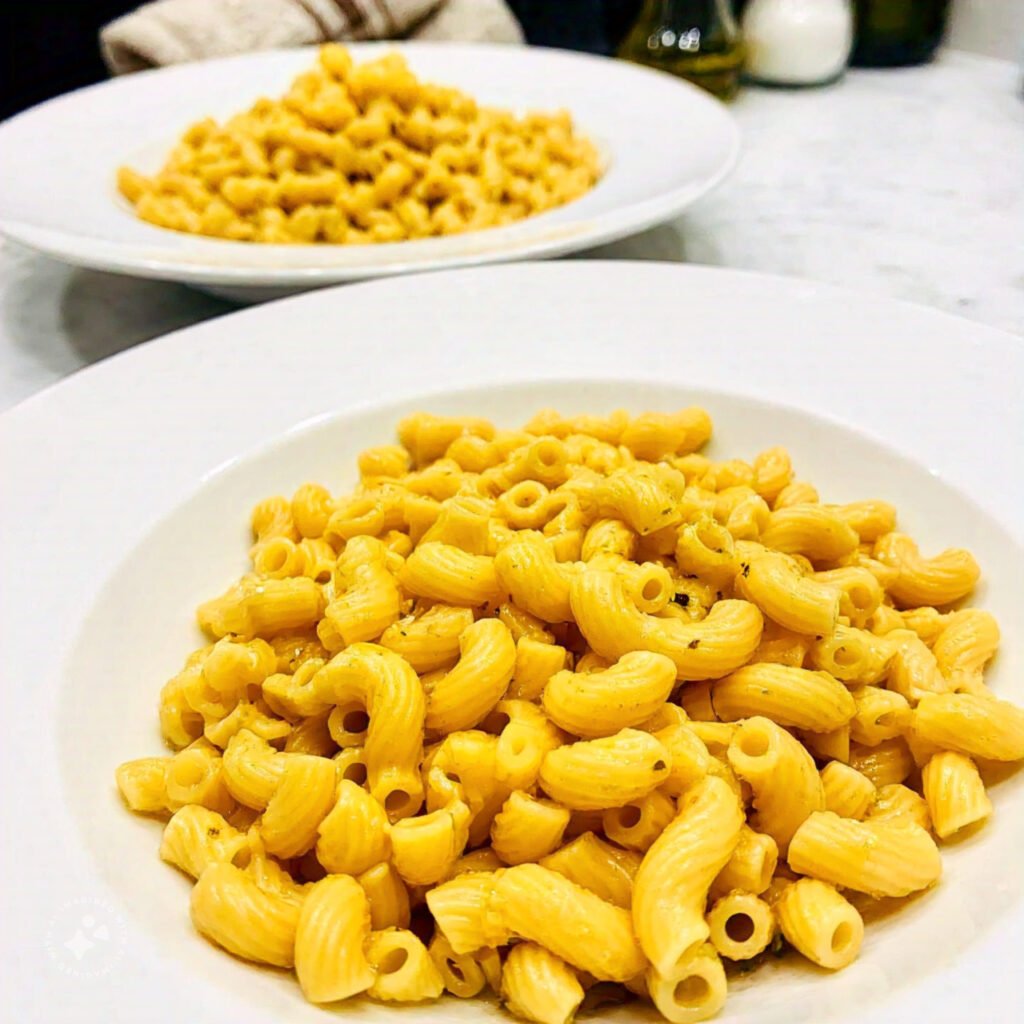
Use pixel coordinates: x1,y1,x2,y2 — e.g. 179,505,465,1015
117,406,1021,1022
117,46,602,245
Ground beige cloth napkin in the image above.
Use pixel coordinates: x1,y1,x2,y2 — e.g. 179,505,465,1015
101,0,524,75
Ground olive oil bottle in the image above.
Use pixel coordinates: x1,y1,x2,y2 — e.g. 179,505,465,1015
618,0,746,100
851,0,951,67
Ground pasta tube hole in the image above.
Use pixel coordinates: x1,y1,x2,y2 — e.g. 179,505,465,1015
446,959,465,982
831,921,855,955
674,975,711,1007
169,755,206,789
833,645,859,667
341,761,367,785
724,914,754,943
380,947,409,974
738,729,770,759
848,585,874,611
342,709,370,733
384,788,415,818
617,804,643,829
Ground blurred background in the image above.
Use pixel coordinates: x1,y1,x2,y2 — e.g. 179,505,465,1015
3,1,1022,119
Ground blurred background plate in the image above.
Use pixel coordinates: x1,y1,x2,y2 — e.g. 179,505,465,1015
0,44,739,301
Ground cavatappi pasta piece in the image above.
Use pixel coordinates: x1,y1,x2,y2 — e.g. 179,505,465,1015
541,651,677,738
735,548,841,636
160,806,248,879
710,825,778,898
315,779,391,875
501,942,584,1024
261,754,337,858
931,610,1000,692
645,942,728,1024
820,762,876,820
358,862,410,931
284,709,335,756
922,752,993,839
538,729,670,810
495,863,647,982
491,791,570,865
706,891,775,961
632,775,744,975
752,446,793,504
366,928,444,1002
602,789,676,852
400,542,500,606
190,862,302,968
506,636,569,701
294,875,374,1004
595,466,684,537
539,832,641,909
570,571,763,680
867,783,932,831
425,618,516,733
379,605,474,672
116,757,170,813
322,536,401,646
313,643,426,820
801,724,851,764
832,500,897,543
774,878,863,970
581,517,638,561
426,870,509,954
710,663,855,732
874,532,981,608
788,811,942,897
727,717,824,852
674,515,739,586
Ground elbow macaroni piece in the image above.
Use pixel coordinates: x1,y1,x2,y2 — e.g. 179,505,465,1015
501,943,584,1024
632,775,744,975
538,729,671,810
118,406,1021,1019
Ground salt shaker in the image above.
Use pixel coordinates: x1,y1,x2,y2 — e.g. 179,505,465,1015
741,0,853,86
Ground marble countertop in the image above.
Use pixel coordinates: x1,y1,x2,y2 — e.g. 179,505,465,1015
1,49,1020,412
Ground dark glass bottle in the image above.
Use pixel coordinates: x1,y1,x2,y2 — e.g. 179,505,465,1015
618,0,746,101
851,0,951,67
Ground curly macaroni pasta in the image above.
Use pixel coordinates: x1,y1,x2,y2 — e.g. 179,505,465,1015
117,406,1022,1022
117,46,602,245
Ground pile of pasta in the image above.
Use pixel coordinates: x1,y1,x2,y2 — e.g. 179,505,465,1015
116,408,1024,1023
117,46,601,244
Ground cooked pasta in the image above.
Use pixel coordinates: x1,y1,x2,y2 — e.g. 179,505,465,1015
118,46,602,245
117,406,1021,1023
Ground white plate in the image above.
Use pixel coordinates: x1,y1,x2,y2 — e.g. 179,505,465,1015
0,44,738,301
1,262,1021,1024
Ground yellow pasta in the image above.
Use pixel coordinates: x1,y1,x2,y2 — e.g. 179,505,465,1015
190,862,301,968
118,405,1022,1022
706,891,775,961
788,811,942,897
366,928,444,1002
538,728,671,810
710,663,855,732
500,942,584,1024
294,875,374,1003
539,832,641,909
774,878,863,970
727,717,825,852
921,751,993,839
633,775,744,975
541,650,677,738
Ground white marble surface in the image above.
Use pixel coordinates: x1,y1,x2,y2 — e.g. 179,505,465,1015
1,49,1021,412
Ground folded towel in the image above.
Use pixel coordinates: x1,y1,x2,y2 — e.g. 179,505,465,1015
101,0,523,75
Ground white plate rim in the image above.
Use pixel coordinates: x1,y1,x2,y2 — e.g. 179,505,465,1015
0,44,741,287
0,261,1021,1024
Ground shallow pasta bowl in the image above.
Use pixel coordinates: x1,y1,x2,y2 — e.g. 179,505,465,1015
0,262,1021,1023
0,43,739,301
